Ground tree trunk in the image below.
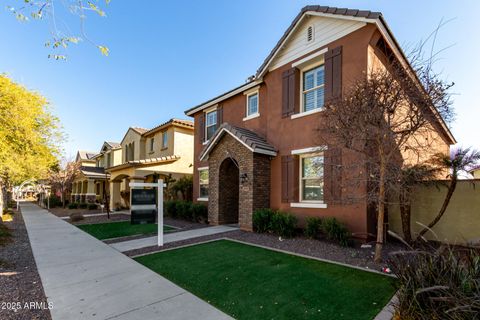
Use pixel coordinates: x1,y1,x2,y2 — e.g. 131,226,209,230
0,180,4,216
399,187,412,244
374,153,386,263
417,177,457,239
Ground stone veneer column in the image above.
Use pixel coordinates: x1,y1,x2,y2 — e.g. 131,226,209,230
207,134,271,231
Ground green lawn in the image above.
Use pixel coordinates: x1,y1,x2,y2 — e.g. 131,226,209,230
135,240,396,320
77,221,175,240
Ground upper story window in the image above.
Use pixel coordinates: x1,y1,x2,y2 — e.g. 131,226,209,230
150,138,155,152
162,132,168,149
246,92,259,117
302,65,325,112
300,153,324,202
205,110,217,141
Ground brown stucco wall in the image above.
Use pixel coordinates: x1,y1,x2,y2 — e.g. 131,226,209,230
191,25,379,236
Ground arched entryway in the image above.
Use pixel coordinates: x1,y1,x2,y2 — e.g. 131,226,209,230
218,157,239,224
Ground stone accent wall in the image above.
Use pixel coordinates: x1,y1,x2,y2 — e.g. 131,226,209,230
85,195,96,204
208,134,271,231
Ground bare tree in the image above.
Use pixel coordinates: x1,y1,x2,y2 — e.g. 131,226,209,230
319,38,455,261
48,159,80,208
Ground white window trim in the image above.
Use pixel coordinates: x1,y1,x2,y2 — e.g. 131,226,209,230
198,168,209,200
291,146,327,155
244,90,260,120
243,113,260,121
300,63,325,114
291,108,323,119
298,152,325,205
205,107,218,143
290,202,327,209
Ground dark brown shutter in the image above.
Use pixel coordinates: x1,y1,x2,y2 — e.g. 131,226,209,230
324,148,342,203
198,113,205,143
282,68,300,117
281,155,297,203
217,105,223,125
324,46,343,101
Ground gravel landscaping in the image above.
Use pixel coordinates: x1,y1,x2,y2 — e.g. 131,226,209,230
126,229,405,271
48,207,103,217
0,209,52,320
69,213,131,225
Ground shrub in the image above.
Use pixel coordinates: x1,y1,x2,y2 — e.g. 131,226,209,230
192,203,208,222
69,212,84,222
87,203,98,210
176,201,193,220
305,217,322,239
390,246,480,319
7,200,17,209
164,200,177,218
252,208,275,233
68,202,79,209
321,217,351,247
270,211,297,238
44,195,62,208
78,203,88,209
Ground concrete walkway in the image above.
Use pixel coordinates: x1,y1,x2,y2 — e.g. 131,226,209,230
110,225,238,253
21,203,232,320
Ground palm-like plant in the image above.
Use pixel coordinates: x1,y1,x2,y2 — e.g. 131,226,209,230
417,147,480,239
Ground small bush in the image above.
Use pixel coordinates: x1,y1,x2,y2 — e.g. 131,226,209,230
164,200,177,218
87,203,98,210
68,202,79,209
176,201,193,220
305,217,322,239
69,212,84,222
252,208,275,233
44,195,62,208
192,203,208,222
321,217,351,247
390,246,480,319
7,200,17,209
78,203,88,209
270,211,297,238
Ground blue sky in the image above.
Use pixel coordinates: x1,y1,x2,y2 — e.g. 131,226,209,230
1,1,479,157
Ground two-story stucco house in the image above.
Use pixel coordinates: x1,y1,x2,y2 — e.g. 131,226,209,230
71,143,123,204
106,119,194,209
185,6,455,238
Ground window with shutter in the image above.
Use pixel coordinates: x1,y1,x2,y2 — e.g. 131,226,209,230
282,68,299,117
325,46,343,101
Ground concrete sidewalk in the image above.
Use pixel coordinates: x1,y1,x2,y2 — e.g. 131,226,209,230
21,202,232,320
109,225,238,253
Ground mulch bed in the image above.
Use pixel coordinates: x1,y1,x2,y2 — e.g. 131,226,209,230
125,230,405,271
48,207,103,217
69,213,131,225
0,209,52,320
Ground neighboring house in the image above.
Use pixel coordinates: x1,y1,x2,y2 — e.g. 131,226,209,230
469,166,480,179
106,119,194,209
71,150,104,203
185,6,455,236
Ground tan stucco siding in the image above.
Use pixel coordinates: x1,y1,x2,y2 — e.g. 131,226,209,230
389,180,480,245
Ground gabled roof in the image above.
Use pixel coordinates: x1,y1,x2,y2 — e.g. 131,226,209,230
184,5,455,144
143,119,194,136
106,141,121,149
199,123,277,161
76,150,97,162
120,127,147,145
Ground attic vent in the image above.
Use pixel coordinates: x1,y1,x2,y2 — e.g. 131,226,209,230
306,25,314,42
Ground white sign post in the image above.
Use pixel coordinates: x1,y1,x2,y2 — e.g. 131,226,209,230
129,180,164,247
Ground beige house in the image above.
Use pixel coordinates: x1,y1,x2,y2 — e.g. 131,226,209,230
71,150,104,203
469,166,480,179
106,119,194,209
